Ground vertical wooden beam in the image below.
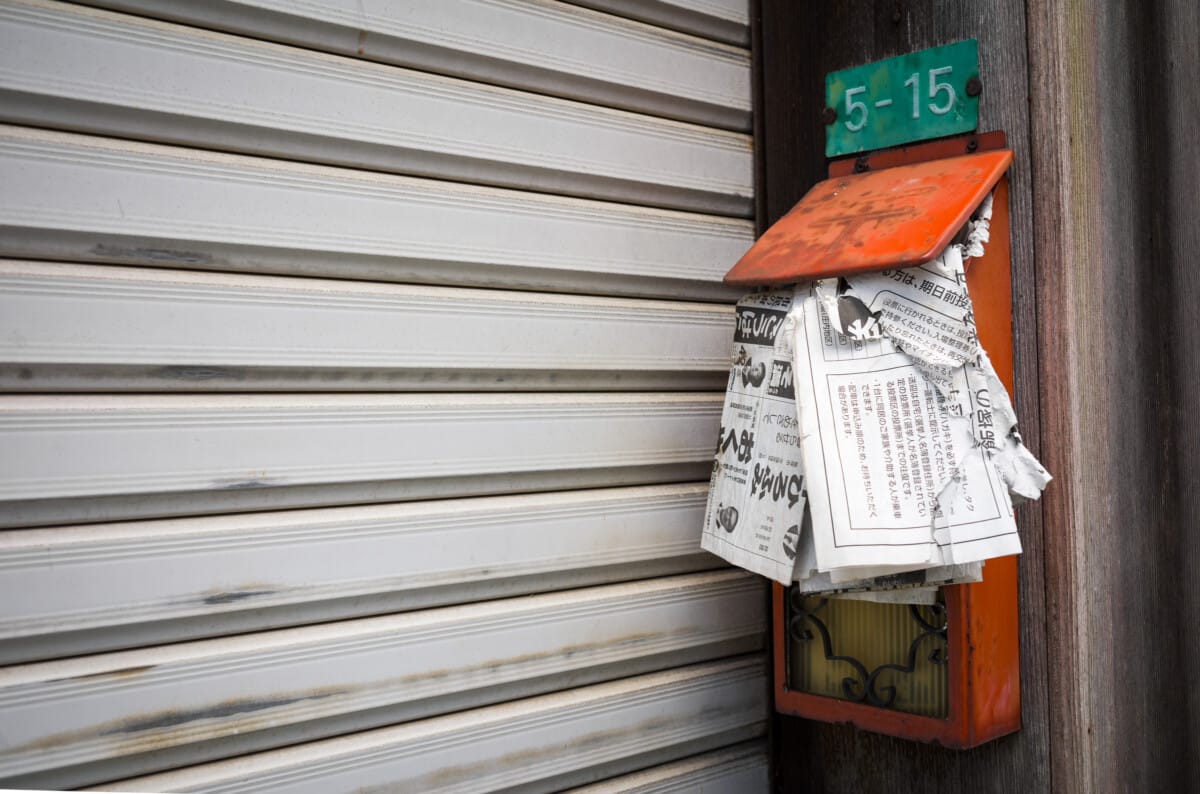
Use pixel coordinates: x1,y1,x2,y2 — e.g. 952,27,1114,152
1026,0,1200,790
1023,3,1091,790
758,0,1199,790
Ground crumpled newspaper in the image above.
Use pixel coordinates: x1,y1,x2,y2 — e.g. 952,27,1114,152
702,193,1049,602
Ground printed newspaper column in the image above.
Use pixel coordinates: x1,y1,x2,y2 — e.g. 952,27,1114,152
841,197,1048,509
702,289,807,584
791,240,1041,576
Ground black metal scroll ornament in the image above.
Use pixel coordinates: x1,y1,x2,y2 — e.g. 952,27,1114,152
787,587,948,709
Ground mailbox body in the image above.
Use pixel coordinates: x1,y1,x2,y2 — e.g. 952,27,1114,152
766,134,1022,748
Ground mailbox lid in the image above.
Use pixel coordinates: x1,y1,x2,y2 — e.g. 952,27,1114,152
723,148,1012,286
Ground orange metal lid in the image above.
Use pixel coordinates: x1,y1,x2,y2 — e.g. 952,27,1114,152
724,149,1012,286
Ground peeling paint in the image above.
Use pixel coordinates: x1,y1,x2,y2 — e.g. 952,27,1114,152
11,688,349,755
38,665,157,686
90,245,214,265
154,366,247,382
210,478,276,490
100,694,333,736
201,589,275,606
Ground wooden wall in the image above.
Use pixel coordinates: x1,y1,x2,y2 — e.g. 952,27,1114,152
757,1,1199,791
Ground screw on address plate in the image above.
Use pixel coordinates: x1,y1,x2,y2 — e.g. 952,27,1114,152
853,156,870,173
966,77,983,97
822,107,837,125
965,138,979,153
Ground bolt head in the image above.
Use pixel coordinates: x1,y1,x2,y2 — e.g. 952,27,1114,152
822,107,837,125
966,77,983,97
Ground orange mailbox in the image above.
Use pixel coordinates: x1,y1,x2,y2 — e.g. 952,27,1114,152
728,132,1020,748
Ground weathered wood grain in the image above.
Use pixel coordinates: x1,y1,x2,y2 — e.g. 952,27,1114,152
1026,0,1200,791
1023,4,1088,791
761,0,1200,791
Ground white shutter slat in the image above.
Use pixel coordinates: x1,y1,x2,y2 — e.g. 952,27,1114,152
0,126,751,300
0,1,751,216
566,0,750,46
76,0,751,130
105,658,767,794
0,484,720,663
563,740,770,793
0,393,722,527
0,572,764,789
1,0,763,788
0,261,732,392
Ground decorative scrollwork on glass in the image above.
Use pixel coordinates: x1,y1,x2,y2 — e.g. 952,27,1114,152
787,587,949,710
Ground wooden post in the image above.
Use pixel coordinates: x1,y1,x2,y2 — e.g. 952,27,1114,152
758,1,1200,790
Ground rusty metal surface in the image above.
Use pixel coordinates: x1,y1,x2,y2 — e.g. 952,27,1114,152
0,484,717,664
0,573,764,788
99,659,768,794
723,148,1012,285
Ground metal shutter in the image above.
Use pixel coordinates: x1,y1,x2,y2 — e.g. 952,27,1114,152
0,1,767,790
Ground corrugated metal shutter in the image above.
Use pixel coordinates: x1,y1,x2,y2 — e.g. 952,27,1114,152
0,1,767,790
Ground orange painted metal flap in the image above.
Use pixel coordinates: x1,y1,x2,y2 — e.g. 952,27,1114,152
724,149,1012,286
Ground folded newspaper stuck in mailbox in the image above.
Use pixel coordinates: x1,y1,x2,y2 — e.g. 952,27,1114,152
702,198,1050,603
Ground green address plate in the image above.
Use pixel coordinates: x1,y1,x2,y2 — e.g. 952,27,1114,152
825,40,980,157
